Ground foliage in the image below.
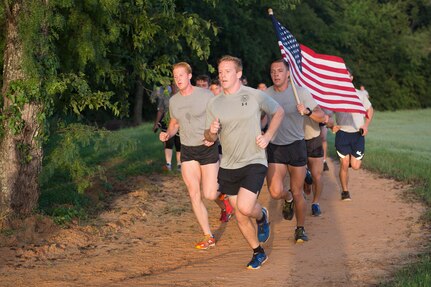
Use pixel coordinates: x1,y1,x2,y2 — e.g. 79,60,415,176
48,0,218,122
275,0,431,111
169,0,430,112
2,0,429,131
40,123,111,194
177,0,300,85
38,122,164,219
0,3,4,90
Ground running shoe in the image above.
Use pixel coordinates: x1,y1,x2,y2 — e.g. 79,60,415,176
224,198,233,214
323,161,329,171
311,203,321,216
257,207,270,243
195,234,216,250
219,209,233,222
305,169,313,185
246,252,268,270
162,163,172,171
294,227,309,243
282,199,294,220
224,198,234,219
341,191,351,201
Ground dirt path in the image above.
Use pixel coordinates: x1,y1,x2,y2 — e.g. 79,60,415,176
0,159,428,287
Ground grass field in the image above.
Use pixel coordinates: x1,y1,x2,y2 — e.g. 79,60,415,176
39,109,431,285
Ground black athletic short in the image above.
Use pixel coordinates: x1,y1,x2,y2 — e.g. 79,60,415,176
164,134,181,151
180,143,219,165
267,140,307,167
305,136,324,158
218,164,267,196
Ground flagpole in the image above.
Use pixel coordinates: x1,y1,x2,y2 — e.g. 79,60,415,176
289,75,301,107
268,8,302,114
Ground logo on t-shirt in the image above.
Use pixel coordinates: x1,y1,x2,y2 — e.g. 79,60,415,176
241,95,249,106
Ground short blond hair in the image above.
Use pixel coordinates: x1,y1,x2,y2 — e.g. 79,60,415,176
218,55,243,72
173,62,192,74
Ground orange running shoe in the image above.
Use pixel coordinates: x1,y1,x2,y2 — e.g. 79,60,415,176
195,234,216,250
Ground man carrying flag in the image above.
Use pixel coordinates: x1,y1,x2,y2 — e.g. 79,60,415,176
269,9,366,114
269,9,373,201
266,59,326,242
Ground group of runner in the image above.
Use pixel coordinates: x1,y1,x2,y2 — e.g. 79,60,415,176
158,56,373,270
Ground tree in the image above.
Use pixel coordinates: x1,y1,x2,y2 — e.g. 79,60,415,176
0,0,50,219
0,0,219,222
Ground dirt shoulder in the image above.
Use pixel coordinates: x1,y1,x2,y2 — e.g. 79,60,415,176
0,159,428,286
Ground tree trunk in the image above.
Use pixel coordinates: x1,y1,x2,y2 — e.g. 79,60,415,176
0,1,43,222
132,79,144,126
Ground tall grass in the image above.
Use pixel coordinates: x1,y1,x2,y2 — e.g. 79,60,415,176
327,108,431,286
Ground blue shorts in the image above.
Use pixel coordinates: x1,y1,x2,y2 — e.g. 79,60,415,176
218,164,267,196
267,140,307,167
335,130,365,159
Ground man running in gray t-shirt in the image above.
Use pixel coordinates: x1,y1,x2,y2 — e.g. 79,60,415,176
205,56,284,270
160,62,228,251
266,59,325,243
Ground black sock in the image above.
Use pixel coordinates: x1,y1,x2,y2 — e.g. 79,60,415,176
253,245,264,254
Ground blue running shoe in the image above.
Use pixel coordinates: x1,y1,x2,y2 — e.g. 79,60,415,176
305,169,313,185
257,207,270,243
311,203,321,216
246,252,268,270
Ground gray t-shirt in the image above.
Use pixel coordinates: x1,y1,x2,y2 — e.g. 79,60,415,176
303,116,321,140
331,90,372,133
266,85,317,144
169,86,213,146
206,85,280,169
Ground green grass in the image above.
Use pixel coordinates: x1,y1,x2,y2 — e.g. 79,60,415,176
327,108,431,286
38,122,169,221
379,254,431,287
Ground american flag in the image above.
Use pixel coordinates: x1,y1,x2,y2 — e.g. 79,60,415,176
270,14,366,114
